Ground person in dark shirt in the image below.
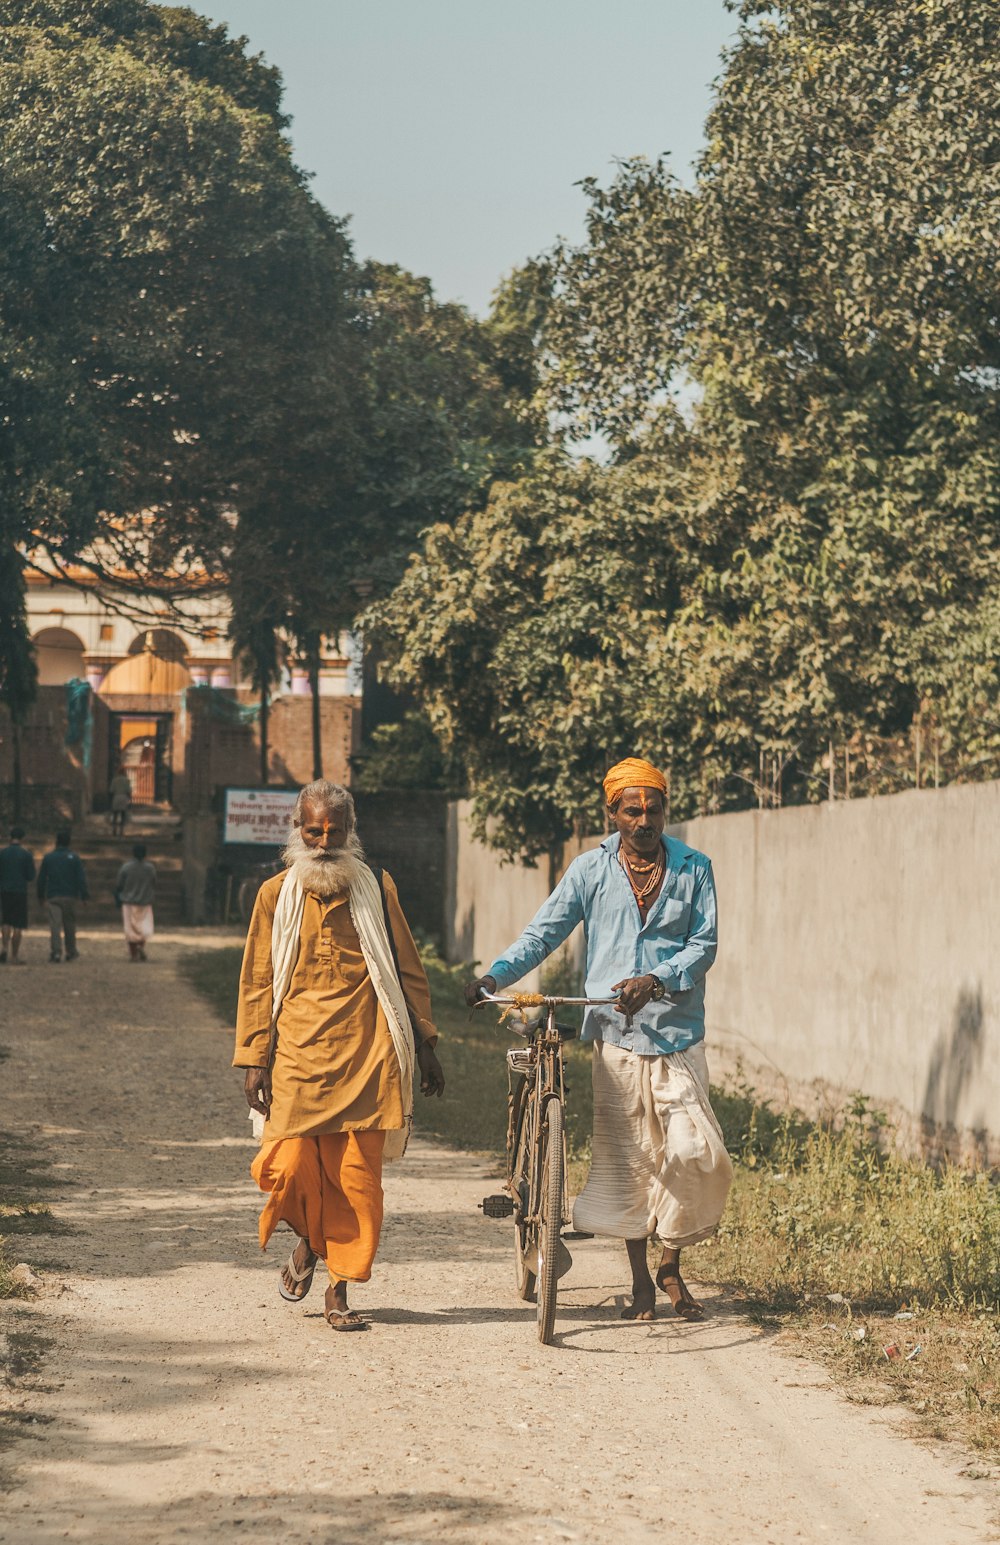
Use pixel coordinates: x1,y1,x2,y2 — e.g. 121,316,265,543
0,826,36,964
37,830,89,963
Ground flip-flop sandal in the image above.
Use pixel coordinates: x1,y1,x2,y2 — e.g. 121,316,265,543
324,1307,368,1333
656,1266,705,1319
277,1249,317,1302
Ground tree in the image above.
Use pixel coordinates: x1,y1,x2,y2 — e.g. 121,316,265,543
0,0,358,681
0,553,38,822
371,0,1000,855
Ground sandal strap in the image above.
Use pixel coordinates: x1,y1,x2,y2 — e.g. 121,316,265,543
284,1251,314,1283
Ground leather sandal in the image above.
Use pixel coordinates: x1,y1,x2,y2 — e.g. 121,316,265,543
324,1306,368,1332
277,1248,317,1302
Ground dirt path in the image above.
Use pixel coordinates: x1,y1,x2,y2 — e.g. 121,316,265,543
1,930,998,1544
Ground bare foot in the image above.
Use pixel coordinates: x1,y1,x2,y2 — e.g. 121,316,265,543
279,1237,317,1301
622,1237,656,1320
656,1264,704,1320
621,1282,656,1321
324,1279,367,1332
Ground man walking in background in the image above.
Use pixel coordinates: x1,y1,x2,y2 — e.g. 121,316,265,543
37,830,89,964
466,756,732,1322
234,780,445,1332
109,766,132,837
116,842,157,961
0,827,35,965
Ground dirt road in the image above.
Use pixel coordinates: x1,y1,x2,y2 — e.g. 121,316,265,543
1,930,998,1544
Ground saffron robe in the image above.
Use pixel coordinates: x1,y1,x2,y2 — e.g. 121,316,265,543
232,869,437,1139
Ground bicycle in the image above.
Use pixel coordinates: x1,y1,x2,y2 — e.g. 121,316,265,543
475,989,619,1345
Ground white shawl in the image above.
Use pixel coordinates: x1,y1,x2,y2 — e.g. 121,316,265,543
250,864,415,1159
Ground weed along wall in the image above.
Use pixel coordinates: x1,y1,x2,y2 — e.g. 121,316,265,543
443,780,1000,1162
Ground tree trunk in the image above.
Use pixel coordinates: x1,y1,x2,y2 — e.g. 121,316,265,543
259,686,270,785
308,645,322,780
12,720,22,825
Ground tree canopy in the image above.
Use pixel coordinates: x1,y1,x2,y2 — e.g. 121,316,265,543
1,0,538,779
370,0,1000,857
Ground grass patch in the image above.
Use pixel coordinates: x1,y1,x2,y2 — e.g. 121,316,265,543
699,1075,1000,1457
704,1082,1000,1310
180,946,243,1025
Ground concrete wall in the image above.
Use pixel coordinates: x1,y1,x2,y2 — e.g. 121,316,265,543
444,801,553,983
443,782,1000,1159
672,782,1000,1159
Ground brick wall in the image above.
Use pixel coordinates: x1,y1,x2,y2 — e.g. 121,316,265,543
0,688,89,824
2,688,362,821
181,694,361,814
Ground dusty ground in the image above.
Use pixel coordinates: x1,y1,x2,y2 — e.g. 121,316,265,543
1,928,999,1545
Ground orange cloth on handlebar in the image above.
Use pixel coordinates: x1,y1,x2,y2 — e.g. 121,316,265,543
602,758,667,808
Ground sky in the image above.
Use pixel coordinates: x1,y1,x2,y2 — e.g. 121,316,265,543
199,0,737,317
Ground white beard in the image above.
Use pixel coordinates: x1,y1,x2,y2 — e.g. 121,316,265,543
281,828,367,899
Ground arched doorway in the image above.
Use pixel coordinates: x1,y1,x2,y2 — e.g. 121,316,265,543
32,626,86,686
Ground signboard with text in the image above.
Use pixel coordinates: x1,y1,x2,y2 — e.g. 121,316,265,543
223,788,297,847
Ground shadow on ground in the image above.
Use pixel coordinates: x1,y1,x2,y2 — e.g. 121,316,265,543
4,1485,532,1544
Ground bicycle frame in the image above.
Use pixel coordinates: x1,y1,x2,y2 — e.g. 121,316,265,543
477,991,618,1339
506,1003,569,1231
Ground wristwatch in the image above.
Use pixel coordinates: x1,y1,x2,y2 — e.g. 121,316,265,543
648,976,666,1002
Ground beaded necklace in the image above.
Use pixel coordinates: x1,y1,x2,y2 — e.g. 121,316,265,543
618,846,664,909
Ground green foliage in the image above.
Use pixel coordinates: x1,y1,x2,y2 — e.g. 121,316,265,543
704,1086,1000,1313
371,0,1000,855
0,552,37,725
352,710,461,794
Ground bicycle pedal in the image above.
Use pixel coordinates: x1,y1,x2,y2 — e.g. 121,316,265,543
479,1194,514,1219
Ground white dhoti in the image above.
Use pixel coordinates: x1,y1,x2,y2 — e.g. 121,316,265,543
122,904,154,944
573,1038,733,1248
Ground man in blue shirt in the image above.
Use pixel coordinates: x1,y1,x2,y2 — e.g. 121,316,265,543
37,830,90,963
0,826,35,964
466,757,732,1322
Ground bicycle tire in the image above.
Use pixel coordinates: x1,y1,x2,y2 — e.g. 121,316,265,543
510,1083,537,1301
536,1098,564,1345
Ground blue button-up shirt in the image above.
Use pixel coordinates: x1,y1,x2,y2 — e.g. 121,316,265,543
488,834,718,1055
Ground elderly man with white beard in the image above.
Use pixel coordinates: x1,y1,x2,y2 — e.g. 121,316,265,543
233,780,444,1332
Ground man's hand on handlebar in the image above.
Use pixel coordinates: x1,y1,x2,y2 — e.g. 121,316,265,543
611,974,662,1017
463,973,496,1008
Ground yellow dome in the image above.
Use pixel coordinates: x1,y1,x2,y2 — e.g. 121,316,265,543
99,651,192,697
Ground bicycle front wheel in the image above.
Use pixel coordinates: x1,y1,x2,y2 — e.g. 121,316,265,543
510,1080,537,1302
536,1098,565,1345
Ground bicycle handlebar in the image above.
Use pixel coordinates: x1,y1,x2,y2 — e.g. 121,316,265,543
474,991,619,1008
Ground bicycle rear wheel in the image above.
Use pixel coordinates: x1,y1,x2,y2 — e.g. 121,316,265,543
536,1098,564,1345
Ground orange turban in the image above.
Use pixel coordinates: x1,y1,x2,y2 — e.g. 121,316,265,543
602,757,667,808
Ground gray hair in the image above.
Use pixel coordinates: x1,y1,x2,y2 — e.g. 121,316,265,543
292,780,356,830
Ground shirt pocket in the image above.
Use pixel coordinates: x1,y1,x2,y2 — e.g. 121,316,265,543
657,893,692,942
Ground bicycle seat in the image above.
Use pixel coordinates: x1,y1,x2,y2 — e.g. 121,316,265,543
555,1022,578,1041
